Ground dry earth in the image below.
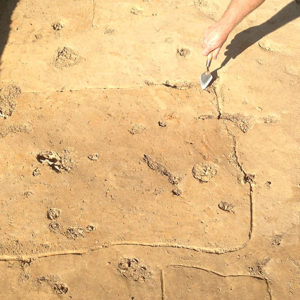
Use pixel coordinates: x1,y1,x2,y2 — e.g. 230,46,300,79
0,0,299,299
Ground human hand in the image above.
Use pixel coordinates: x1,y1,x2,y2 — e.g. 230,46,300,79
202,22,231,59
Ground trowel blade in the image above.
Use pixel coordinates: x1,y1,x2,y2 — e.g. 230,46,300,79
200,72,213,90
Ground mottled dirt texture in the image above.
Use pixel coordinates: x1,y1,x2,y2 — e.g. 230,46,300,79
0,0,299,299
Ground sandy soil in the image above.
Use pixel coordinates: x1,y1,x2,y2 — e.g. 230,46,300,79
0,0,299,299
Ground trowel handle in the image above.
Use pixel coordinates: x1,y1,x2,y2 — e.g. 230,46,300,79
206,53,212,70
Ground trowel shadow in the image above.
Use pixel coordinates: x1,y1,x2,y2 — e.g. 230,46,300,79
210,0,300,83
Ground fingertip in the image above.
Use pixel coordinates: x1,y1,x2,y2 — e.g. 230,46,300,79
202,49,209,56
213,48,220,59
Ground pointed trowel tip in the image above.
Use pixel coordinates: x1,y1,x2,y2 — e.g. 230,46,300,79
200,72,213,90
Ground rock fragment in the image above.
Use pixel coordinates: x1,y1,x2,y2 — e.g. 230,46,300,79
37,150,74,173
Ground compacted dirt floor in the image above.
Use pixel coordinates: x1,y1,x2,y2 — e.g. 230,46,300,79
0,0,299,299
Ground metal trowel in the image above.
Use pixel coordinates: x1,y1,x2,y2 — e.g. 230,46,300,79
200,53,213,90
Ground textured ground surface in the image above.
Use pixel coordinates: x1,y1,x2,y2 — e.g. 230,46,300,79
0,0,299,299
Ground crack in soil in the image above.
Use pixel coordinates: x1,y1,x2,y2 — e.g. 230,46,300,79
168,264,272,300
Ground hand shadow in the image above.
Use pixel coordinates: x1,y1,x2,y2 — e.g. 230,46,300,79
211,0,300,81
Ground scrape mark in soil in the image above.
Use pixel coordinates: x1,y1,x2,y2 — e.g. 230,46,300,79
143,154,182,185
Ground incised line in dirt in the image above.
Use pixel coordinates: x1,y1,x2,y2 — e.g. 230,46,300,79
168,264,273,300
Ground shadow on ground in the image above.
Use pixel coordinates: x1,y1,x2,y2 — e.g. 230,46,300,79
0,0,19,70
212,1,300,79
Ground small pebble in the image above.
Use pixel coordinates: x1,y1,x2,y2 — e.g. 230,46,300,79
52,22,64,31
32,167,41,176
86,224,96,232
177,48,190,57
172,187,182,196
49,222,61,233
88,153,99,161
158,121,167,127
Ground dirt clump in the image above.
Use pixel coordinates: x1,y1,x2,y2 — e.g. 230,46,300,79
172,187,182,196
53,283,68,295
0,124,31,138
163,80,193,90
271,234,283,246
37,150,74,173
130,7,143,15
52,22,64,31
47,208,61,220
0,84,21,118
192,162,218,182
54,47,82,68
49,222,61,233
37,276,68,295
64,226,85,239
129,124,146,135
218,201,235,213
24,191,33,198
158,120,167,127
221,113,253,133
32,167,41,176
177,48,190,57
88,153,99,161
86,224,96,232
196,114,215,120
118,258,151,282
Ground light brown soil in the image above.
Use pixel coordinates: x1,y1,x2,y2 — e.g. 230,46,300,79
0,0,299,299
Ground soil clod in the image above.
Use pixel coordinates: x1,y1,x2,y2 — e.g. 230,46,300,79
52,22,64,31
49,222,61,233
53,282,68,295
158,121,167,127
37,150,74,173
192,162,218,182
65,226,85,239
0,84,21,118
129,124,146,135
88,153,99,161
172,187,182,196
118,258,151,281
47,208,61,220
218,201,234,213
86,224,96,232
177,48,190,57
32,167,41,176
54,47,82,68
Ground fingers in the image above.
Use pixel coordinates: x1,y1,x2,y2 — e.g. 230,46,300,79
202,47,220,60
202,39,220,57
213,48,221,59
202,48,211,56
